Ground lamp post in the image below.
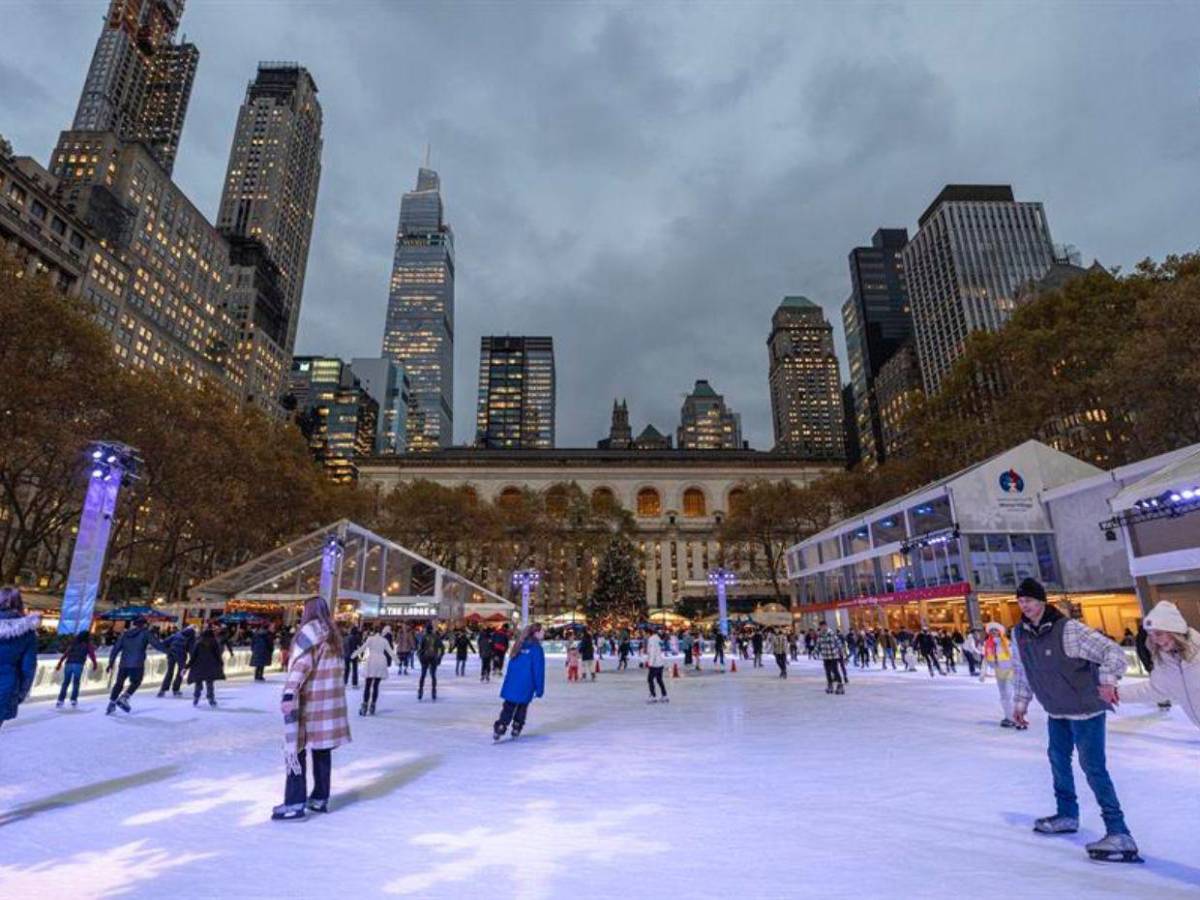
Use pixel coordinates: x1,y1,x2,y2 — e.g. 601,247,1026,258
511,569,540,628
59,442,142,635
707,567,736,639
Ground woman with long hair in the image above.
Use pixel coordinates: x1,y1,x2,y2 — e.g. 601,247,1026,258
272,596,350,821
1116,602,1200,729
186,627,226,707
493,623,545,741
0,587,39,731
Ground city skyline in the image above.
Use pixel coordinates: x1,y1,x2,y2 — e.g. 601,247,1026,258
3,2,1197,447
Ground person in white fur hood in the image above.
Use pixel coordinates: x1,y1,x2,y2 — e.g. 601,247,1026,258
1116,602,1200,730
0,586,40,730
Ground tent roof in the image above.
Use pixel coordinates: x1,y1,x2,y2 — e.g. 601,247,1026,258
1110,447,1200,512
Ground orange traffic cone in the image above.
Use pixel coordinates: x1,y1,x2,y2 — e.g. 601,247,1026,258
730,659,738,673
672,662,680,678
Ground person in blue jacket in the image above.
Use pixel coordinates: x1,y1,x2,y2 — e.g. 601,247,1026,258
0,587,40,731
493,623,545,741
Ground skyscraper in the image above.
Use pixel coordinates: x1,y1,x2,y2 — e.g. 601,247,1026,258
382,167,455,451
903,185,1056,395
475,336,555,449
71,0,198,175
677,380,742,450
217,63,323,411
289,356,379,483
350,356,411,454
841,228,911,469
767,296,844,459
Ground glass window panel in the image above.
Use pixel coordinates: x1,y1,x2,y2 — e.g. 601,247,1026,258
1034,534,1059,585
1010,534,1038,583
871,515,907,545
907,495,953,535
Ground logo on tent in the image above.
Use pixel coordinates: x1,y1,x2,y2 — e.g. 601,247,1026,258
999,469,1025,493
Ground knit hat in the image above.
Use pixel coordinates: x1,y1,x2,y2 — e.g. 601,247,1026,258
1143,601,1189,635
985,622,1006,634
1016,577,1046,603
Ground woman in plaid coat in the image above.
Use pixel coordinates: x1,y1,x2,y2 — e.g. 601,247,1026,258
272,596,351,821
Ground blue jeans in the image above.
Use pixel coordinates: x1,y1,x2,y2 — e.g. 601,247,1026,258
1047,715,1128,835
58,662,84,703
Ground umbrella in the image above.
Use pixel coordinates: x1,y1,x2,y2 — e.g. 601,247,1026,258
99,605,172,621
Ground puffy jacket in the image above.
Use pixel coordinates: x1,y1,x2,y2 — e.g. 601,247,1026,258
644,634,666,667
186,636,226,683
1120,628,1200,729
109,625,166,669
500,639,546,704
419,631,445,665
0,612,39,722
249,629,275,667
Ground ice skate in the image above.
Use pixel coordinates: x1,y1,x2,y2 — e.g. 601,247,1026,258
1086,833,1143,863
172,690,182,698
156,690,166,698
106,701,116,715
493,722,507,741
835,683,845,695
825,685,833,694
306,799,329,814
510,724,522,739
1033,815,1078,834
56,700,64,708
208,698,217,708
369,702,377,716
358,702,368,716
193,695,200,707
116,695,131,713
70,699,77,708
270,803,306,822
1000,718,1015,728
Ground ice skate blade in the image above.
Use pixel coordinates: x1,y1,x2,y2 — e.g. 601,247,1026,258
1088,850,1144,864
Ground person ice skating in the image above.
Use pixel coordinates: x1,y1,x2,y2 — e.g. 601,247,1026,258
186,627,226,707
106,615,166,714
452,629,474,677
579,629,596,681
816,622,844,694
494,623,545,740
478,626,493,682
273,596,351,821
643,628,668,702
342,624,362,688
879,629,898,670
395,624,415,675
980,622,1021,729
938,631,957,673
56,630,98,707
0,587,39,731
250,624,274,681
278,624,293,670
1115,602,1199,729
681,631,694,668
914,628,943,677
770,628,788,678
417,623,444,701
566,642,581,682
836,631,850,684
788,631,799,662
618,635,631,670
355,626,392,716
158,624,194,697
751,629,764,668
1010,578,1140,863
491,626,510,676
962,629,982,677
713,629,727,670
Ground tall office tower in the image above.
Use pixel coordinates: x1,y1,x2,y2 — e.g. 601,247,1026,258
350,356,411,454
382,167,455,451
874,340,923,461
767,296,844,459
474,336,556,449
842,384,861,469
217,63,323,411
597,399,633,449
903,185,1056,395
71,0,198,175
289,357,379,483
677,380,742,450
841,228,911,469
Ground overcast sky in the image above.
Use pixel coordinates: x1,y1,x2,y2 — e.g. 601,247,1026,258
3,1,1198,448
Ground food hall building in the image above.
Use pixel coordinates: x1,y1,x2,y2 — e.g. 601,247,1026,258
785,440,1200,638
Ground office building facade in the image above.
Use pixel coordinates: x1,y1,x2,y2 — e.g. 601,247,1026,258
350,356,411,454
767,296,844,459
678,380,742,451
475,336,556,449
382,167,455,451
902,185,1056,395
289,356,379,483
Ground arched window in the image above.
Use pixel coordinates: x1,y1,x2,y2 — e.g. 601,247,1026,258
682,487,707,518
498,486,523,510
637,487,662,517
727,487,747,515
591,486,617,511
546,483,569,517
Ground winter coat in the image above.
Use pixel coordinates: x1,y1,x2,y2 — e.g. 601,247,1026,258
982,633,1015,681
815,631,843,661
108,625,165,670
491,632,510,656
962,634,981,658
770,633,788,655
644,635,666,667
1120,628,1200,729
164,627,195,663
355,634,393,680
395,629,415,653
0,612,39,723
283,622,351,752
500,639,546,704
579,635,595,661
879,633,898,651
342,629,362,662
453,634,475,660
478,631,492,658
58,635,98,668
249,630,275,667
419,632,445,665
751,633,764,652
914,632,937,656
186,637,227,683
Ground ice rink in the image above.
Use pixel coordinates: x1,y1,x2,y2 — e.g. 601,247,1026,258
2,652,1198,899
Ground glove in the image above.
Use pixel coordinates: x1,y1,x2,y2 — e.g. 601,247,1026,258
284,747,302,776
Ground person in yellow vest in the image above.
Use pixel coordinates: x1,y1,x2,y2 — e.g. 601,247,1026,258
980,622,1024,730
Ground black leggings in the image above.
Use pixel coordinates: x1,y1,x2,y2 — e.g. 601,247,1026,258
343,657,358,686
418,661,438,698
647,666,667,698
192,679,215,702
110,666,145,701
823,659,843,687
480,656,492,680
496,700,528,733
774,653,787,676
363,677,381,707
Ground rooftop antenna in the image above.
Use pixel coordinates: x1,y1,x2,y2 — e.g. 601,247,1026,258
423,143,431,168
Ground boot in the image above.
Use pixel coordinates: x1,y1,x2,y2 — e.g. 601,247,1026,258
56,700,64,708
1033,815,1079,834
359,702,368,717
116,694,131,712
493,721,507,741
106,701,117,715
306,798,329,814
835,683,845,695
271,803,306,821
1085,832,1142,863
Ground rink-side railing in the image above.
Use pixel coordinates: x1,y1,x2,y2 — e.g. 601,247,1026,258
27,649,284,702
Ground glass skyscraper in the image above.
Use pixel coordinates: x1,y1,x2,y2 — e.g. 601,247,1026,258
475,336,555,449
382,167,454,451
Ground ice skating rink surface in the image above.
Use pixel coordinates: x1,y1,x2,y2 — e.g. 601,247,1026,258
2,655,1198,899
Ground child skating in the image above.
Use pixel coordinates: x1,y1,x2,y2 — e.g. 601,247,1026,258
494,623,545,741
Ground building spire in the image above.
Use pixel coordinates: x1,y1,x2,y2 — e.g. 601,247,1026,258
424,142,431,168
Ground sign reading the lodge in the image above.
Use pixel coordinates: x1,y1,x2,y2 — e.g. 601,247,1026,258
804,581,974,614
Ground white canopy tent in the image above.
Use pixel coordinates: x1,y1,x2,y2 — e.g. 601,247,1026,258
189,519,514,622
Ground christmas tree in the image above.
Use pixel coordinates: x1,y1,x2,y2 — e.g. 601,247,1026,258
585,536,647,629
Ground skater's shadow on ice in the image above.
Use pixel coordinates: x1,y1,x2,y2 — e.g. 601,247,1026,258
536,714,600,736
108,715,198,728
4,709,93,729
1137,856,1200,888
333,755,443,811
0,765,181,828
207,707,268,715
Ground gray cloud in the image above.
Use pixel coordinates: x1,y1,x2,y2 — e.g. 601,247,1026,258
2,1,1198,448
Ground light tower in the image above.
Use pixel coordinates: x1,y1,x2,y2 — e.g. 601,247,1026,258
58,442,142,635
707,567,736,639
511,569,540,628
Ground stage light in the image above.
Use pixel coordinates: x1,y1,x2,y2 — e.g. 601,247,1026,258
91,468,103,478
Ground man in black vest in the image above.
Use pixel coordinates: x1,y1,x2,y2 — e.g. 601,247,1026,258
1011,578,1141,863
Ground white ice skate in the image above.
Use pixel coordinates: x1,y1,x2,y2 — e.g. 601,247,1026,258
1032,815,1078,835
1086,833,1143,864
